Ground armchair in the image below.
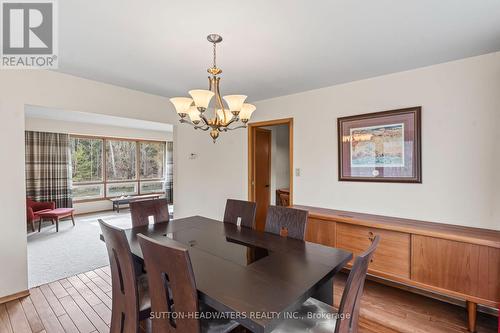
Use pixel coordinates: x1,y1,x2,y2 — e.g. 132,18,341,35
26,198,55,232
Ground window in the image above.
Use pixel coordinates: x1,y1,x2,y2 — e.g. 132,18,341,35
106,182,138,197
106,140,137,181
140,141,165,179
70,136,167,201
140,180,165,194
71,137,103,183
72,184,104,200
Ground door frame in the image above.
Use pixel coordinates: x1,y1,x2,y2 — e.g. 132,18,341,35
248,118,294,205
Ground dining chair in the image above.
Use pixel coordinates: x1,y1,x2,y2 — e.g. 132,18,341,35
264,205,309,240
130,198,170,227
271,235,381,333
137,234,241,333
99,219,151,333
223,199,257,228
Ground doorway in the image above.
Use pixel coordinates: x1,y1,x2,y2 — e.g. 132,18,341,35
248,118,293,231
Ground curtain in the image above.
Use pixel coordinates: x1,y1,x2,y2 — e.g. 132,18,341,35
165,141,173,204
25,131,73,208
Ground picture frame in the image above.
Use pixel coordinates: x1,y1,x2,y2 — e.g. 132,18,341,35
337,107,422,183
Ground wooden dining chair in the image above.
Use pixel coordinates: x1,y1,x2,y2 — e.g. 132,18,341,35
271,236,381,333
264,205,309,240
137,234,241,333
130,198,169,227
223,199,257,228
275,190,290,206
99,219,151,333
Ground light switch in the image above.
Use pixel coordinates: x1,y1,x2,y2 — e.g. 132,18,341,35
295,168,301,177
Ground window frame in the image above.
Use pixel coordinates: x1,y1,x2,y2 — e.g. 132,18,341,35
70,134,167,203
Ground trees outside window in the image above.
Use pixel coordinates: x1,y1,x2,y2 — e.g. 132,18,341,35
106,140,137,181
70,136,166,201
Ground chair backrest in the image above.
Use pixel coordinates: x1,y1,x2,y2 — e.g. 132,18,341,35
130,198,169,227
335,236,380,333
223,199,257,228
138,234,199,333
99,219,140,333
264,205,308,240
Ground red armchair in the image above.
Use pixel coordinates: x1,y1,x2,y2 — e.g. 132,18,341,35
26,198,55,232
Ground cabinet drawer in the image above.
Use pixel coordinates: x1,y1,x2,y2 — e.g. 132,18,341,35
305,218,335,247
336,223,410,278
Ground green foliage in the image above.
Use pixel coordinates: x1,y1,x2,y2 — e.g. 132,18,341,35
71,138,103,182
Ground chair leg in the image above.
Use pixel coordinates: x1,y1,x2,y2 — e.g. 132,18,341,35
31,220,35,232
55,218,59,232
71,213,75,226
38,218,42,232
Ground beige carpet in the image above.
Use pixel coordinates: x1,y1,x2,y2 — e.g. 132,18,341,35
27,210,134,287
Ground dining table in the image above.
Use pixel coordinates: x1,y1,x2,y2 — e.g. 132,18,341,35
102,215,352,333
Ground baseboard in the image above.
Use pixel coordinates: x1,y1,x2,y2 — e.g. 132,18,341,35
0,290,30,304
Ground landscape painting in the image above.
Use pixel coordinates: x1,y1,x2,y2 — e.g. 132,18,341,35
337,107,421,183
350,123,404,168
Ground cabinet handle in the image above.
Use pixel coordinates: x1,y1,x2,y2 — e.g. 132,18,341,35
368,231,375,242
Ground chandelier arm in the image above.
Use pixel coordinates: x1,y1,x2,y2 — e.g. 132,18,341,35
223,116,239,127
200,113,210,126
224,124,247,131
179,118,209,130
179,118,198,127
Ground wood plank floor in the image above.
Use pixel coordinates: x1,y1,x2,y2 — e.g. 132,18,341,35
1,267,497,333
334,273,498,333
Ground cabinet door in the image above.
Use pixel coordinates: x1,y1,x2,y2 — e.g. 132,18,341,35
412,235,500,302
305,218,335,247
336,223,410,278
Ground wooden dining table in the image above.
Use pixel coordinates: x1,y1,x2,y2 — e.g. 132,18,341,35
105,215,352,333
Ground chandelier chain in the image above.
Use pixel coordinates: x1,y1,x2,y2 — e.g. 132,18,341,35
212,42,217,69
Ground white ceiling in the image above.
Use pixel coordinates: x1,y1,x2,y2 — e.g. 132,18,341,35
25,105,173,132
57,0,500,101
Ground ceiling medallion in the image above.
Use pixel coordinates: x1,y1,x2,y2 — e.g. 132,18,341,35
169,34,256,142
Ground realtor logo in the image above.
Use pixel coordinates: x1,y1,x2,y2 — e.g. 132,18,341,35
1,0,58,68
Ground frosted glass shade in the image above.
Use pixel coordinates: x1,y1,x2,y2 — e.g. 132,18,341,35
216,109,234,125
189,89,214,109
170,97,193,115
187,106,201,124
239,103,256,121
223,95,247,112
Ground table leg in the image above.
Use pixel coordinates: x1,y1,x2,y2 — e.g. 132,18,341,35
71,213,75,226
38,217,43,232
117,203,120,213
55,217,59,232
312,276,334,305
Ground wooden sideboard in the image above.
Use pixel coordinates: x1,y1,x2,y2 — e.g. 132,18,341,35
295,205,500,332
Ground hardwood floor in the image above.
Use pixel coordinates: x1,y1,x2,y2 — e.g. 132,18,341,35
334,273,498,333
0,268,497,333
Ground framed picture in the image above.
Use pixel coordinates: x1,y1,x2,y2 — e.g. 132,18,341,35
337,107,421,183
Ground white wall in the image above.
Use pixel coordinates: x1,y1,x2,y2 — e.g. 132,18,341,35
25,117,173,141
0,70,179,298
175,52,500,231
263,125,290,204
25,116,173,214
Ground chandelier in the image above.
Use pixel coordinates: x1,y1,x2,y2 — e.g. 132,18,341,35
169,34,256,142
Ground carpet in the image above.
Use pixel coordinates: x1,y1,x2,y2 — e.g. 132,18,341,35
27,211,134,287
